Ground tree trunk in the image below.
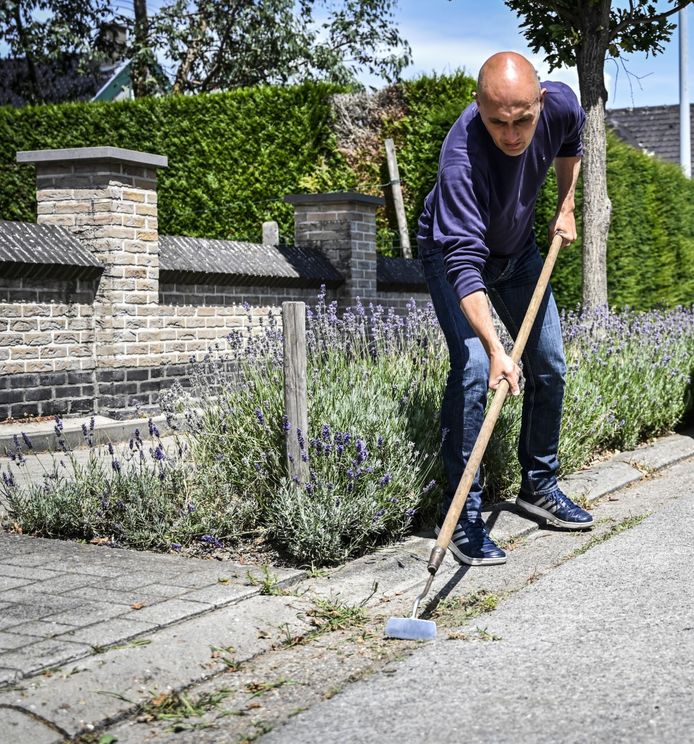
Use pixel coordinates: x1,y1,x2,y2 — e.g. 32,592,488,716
132,0,149,98
576,0,612,311
13,3,40,104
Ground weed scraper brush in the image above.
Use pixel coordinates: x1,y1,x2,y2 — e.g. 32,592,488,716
385,232,564,641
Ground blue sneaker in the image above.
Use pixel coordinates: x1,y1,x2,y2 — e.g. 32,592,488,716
435,518,507,566
516,488,594,530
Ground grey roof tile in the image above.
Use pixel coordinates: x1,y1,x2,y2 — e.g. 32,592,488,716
606,104,693,173
376,255,426,292
159,235,343,288
0,220,102,281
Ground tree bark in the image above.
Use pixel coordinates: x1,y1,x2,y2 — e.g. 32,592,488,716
576,0,612,311
132,0,149,98
13,2,40,104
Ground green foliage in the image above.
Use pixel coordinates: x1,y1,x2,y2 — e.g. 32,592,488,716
393,71,477,250
534,132,694,310
159,296,445,565
1,434,256,550
0,0,115,105
0,82,354,242
504,0,685,72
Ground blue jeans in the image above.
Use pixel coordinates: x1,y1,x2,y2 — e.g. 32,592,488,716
419,238,566,521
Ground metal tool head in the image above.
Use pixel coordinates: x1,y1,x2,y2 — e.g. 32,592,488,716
384,616,437,641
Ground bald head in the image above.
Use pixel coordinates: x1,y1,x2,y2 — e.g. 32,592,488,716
477,52,541,108
474,52,545,157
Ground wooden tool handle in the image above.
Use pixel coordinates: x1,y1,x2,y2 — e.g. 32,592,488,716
428,233,564,574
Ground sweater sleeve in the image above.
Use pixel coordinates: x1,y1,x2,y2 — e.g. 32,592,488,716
431,162,491,301
555,84,585,158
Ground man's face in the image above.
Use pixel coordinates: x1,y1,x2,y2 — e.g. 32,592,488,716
476,91,545,157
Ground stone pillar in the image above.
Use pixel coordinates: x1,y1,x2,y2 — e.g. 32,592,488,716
16,146,167,412
285,192,382,307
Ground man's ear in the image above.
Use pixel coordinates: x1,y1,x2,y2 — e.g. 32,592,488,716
472,90,478,101
539,87,547,108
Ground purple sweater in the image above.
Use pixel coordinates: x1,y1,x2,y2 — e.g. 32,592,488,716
417,81,585,301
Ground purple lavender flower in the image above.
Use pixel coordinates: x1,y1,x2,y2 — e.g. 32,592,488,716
379,473,392,487
321,423,331,441
296,428,306,451
255,407,266,426
355,439,368,464
148,418,160,438
21,432,32,450
282,416,291,433
200,534,224,549
111,458,121,473
171,543,182,552
405,508,417,518
153,444,166,461
107,442,114,455
2,470,15,488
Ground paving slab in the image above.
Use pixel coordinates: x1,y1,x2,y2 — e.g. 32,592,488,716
558,458,643,501
0,706,64,744
0,531,303,684
0,594,313,738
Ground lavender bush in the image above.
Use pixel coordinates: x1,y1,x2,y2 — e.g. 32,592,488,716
1,422,254,551
161,294,447,564
2,297,692,566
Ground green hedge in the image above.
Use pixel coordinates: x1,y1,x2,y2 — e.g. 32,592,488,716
1,75,693,309
0,83,355,243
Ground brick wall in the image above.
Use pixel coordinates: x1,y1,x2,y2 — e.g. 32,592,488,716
1,148,430,420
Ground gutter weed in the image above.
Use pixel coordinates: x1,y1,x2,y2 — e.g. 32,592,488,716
140,688,233,730
432,590,500,626
307,596,368,632
246,566,284,595
570,514,649,557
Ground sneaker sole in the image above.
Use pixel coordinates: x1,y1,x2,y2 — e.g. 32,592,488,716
516,498,594,530
434,526,507,566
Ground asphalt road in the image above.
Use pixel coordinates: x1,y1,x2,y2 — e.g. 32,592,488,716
263,458,694,744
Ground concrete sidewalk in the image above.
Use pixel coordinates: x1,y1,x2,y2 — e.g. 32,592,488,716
0,428,692,742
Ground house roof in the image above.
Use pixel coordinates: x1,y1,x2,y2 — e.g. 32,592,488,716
606,104,694,174
0,56,113,107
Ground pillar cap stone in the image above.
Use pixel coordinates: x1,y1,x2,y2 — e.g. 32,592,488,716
17,146,168,169
285,191,383,207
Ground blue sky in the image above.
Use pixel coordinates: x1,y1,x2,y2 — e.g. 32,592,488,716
384,0,693,109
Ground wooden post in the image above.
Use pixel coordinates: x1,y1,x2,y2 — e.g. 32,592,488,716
384,138,412,259
282,301,309,484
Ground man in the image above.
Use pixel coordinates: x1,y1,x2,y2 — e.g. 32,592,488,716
417,51,593,567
